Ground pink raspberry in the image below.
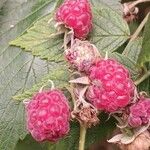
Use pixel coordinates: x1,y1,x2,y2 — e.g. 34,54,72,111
65,39,100,71
56,0,92,39
25,89,70,142
86,59,135,112
128,97,150,128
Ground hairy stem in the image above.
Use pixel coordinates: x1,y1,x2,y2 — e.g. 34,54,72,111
135,71,150,85
130,12,150,41
79,125,87,150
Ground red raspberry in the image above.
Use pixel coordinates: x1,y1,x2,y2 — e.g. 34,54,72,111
128,97,150,128
56,0,92,39
25,89,70,142
86,59,135,112
65,39,100,71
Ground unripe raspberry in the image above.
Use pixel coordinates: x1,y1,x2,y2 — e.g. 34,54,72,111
25,89,70,142
65,39,100,71
55,0,92,39
86,59,135,112
128,97,150,128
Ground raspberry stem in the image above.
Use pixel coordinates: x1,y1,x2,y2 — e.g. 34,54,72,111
79,125,87,150
130,12,150,41
134,70,150,85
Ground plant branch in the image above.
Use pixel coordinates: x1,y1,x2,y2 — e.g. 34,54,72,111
79,125,87,150
134,71,150,85
130,12,150,41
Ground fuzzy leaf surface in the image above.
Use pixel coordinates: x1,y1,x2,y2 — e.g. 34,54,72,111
10,15,64,62
91,0,122,14
13,64,70,101
10,2,129,61
123,38,142,64
138,15,150,66
91,2,130,52
110,53,139,80
0,0,59,149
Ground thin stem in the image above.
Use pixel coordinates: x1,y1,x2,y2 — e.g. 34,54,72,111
64,30,68,50
134,71,150,85
130,12,150,41
79,125,87,150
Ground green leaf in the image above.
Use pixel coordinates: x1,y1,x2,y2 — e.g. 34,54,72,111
91,2,130,52
0,0,60,150
110,52,139,80
10,1,129,62
13,64,70,101
0,0,57,35
138,15,150,66
10,15,64,62
91,0,122,14
123,38,142,64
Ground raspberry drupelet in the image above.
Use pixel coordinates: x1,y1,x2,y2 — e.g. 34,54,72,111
86,59,135,112
56,0,92,39
25,89,70,142
128,97,150,128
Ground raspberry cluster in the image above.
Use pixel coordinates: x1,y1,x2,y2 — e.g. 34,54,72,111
26,89,70,142
56,0,92,39
86,59,135,112
128,97,150,127
25,0,150,147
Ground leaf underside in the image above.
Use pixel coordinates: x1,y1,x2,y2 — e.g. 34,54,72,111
0,0,59,149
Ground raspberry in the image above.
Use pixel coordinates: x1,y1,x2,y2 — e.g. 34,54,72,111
65,39,100,71
56,0,92,39
86,59,135,112
128,97,150,128
25,89,70,142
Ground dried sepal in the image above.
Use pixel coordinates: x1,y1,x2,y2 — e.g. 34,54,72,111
69,76,90,85
109,121,150,143
71,86,99,128
122,2,139,23
119,131,150,150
